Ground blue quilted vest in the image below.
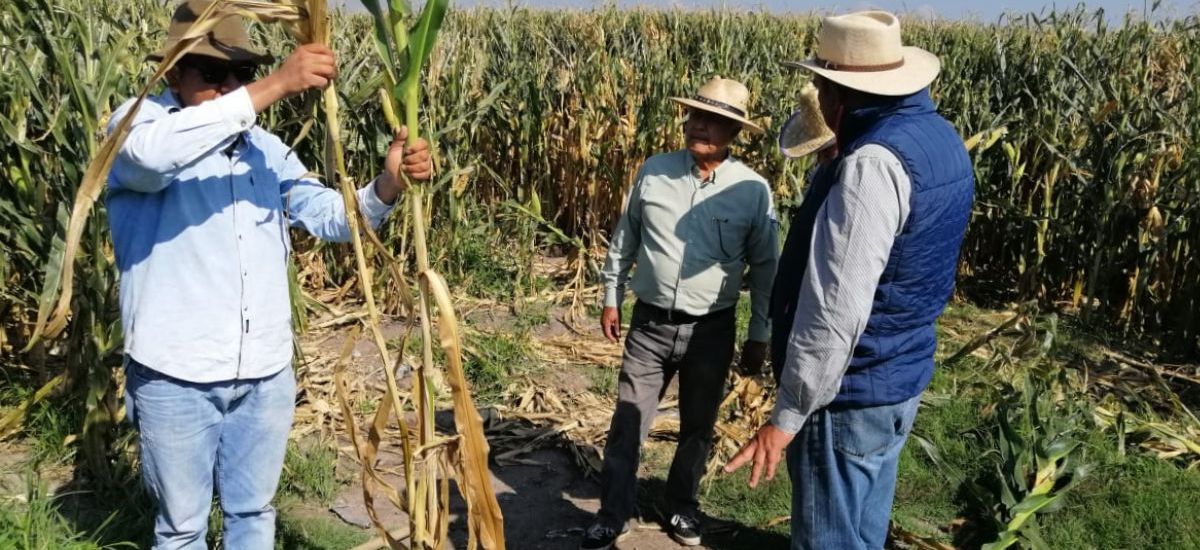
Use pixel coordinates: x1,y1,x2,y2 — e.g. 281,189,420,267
770,89,975,408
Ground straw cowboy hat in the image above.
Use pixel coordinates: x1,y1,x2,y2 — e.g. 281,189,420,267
670,77,765,134
779,82,835,158
783,11,939,97
148,0,273,64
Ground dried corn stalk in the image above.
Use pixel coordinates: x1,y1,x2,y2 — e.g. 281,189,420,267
350,0,506,547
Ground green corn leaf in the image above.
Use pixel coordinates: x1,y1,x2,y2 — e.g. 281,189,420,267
360,0,399,84
406,0,448,79
388,0,413,32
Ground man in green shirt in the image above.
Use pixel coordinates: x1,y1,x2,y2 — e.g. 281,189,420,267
582,77,779,549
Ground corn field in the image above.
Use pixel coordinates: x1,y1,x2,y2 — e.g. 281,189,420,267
0,0,1197,469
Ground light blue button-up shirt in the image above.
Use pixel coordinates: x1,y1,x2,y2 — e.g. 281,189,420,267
600,150,779,342
106,87,393,383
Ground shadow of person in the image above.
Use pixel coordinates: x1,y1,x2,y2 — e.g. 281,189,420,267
672,178,774,284
436,399,791,549
624,476,791,550
52,429,155,548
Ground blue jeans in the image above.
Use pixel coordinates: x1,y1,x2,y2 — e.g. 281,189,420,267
786,395,921,550
125,359,295,550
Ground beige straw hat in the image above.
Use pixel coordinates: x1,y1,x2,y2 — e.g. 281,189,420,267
669,77,765,134
783,11,939,97
148,0,273,64
779,82,835,158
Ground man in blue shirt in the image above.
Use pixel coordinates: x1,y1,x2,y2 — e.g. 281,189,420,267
108,2,432,547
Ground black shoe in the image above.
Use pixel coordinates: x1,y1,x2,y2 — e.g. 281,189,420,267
579,521,629,550
668,513,701,546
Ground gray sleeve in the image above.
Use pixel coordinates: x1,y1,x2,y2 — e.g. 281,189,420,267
770,145,912,434
744,182,780,343
601,166,647,308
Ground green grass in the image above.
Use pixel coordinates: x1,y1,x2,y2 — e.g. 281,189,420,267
279,439,343,506
275,505,370,550
623,310,1200,550
5,302,1197,550
0,466,148,550
441,223,550,301
587,366,618,396
1040,454,1200,548
701,467,792,535
0,435,374,550
464,330,538,402
678,383,1200,550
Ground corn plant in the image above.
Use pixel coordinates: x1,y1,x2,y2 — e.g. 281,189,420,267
354,0,506,548
974,370,1093,550
950,316,1094,550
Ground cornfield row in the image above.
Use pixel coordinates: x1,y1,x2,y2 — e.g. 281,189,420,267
1,1,1197,433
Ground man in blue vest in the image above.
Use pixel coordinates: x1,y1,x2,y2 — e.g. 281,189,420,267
724,11,974,550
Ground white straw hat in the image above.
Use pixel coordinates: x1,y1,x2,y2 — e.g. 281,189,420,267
670,77,764,134
783,11,940,97
779,82,835,158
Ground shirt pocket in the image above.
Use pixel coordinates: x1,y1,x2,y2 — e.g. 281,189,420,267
711,217,752,262
248,162,292,255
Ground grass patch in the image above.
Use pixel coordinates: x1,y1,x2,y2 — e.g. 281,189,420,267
701,467,792,536
587,366,617,396
442,224,550,301
0,380,85,467
1041,454,1200,548
279,439,343,506
0,476,138,550
275,502,370,550
463,330,538,402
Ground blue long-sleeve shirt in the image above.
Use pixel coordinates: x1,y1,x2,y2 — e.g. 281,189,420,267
106,87,394,383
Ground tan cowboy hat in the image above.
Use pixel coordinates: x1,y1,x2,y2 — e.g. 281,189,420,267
148,0,273,64
779,82,835,158
782,11,939,97
669,77,765,134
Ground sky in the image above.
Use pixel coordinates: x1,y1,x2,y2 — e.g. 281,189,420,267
332,0,1194,21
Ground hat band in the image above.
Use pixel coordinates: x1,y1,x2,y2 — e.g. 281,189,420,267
816,57,905,72
693,96,746,117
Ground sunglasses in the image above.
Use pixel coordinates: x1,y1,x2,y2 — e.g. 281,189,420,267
180,58,259,85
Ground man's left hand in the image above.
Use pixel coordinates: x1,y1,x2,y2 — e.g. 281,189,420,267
736,340,768,376
379,126,432,200
723,423,795,488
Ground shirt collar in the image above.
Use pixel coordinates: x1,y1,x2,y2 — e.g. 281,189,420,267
156,89,184,114
687,150,734,183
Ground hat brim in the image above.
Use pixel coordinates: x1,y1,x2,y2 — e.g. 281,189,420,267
782,46,940,97
147,41,273,65
778,109,835,159
670,97,765,134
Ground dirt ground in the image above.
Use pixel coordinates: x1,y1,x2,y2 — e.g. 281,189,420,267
300,299,756,550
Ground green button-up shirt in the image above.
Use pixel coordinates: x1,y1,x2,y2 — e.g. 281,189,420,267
601,149,779,342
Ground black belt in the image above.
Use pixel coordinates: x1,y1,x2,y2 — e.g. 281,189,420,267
636,300,733,324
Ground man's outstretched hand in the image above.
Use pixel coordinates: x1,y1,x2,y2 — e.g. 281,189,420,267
723,423,795,488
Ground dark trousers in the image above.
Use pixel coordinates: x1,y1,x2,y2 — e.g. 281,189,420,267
596,301,737,527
